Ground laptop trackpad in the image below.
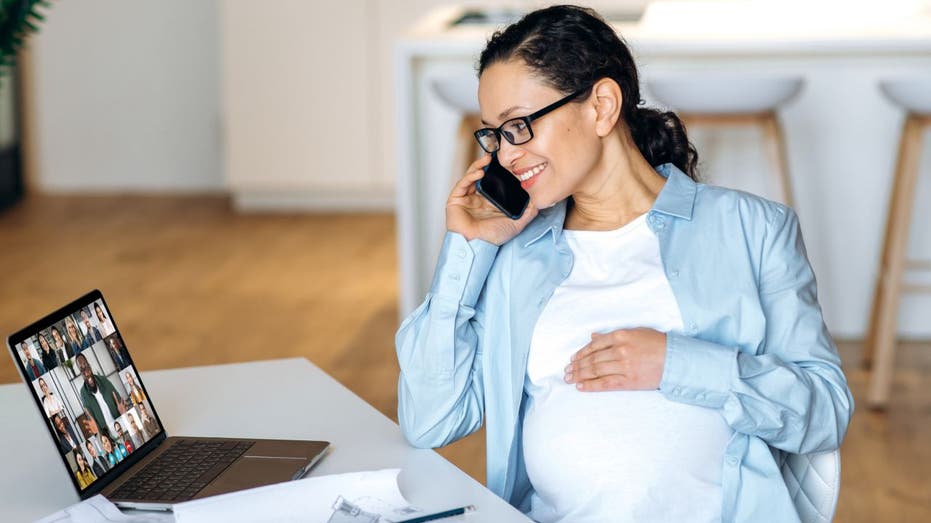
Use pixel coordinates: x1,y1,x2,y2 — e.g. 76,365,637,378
195,456,306,498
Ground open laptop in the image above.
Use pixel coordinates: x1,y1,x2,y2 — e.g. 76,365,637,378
6,289,330,511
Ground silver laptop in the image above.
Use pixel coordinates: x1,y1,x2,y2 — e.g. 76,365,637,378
7,289,330,511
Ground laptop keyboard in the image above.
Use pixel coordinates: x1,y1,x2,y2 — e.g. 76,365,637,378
111,439,255,502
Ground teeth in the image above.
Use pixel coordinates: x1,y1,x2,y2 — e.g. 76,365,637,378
518,163,547,181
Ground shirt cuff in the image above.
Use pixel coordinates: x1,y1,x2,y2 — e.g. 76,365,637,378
659,331,737,408
429,232,499,306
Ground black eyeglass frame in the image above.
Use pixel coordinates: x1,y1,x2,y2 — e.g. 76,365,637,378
473,85,592,153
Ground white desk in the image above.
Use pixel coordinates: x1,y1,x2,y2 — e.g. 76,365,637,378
0,358,530,523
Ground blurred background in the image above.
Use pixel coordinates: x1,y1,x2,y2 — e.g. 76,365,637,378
1,1,929,521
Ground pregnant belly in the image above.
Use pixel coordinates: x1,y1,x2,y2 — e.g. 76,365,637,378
522,386,732,522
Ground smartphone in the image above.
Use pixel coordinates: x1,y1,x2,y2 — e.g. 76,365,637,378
476,153,530,220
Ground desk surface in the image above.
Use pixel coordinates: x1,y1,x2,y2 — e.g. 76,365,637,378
0,358,529,522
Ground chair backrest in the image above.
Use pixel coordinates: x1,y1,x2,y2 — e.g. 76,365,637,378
781,449,841,523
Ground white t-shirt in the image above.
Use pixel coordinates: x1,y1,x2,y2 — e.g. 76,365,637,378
99,318,116,338
523,214,733,523
43,392,64,418
91,386,117,430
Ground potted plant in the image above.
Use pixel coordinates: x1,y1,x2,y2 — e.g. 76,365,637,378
0,0,50,72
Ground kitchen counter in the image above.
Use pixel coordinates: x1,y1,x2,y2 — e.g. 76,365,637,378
400,2,931,54
394,2,931,338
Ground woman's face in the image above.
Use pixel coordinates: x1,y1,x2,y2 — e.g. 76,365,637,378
477,59,602,210
102,437,113,452
76,452,86,468
52,328,64,345
95,306,105,323
66,320,79,341
39,335,50,352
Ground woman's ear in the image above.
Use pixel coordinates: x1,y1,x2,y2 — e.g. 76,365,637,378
592,78,622,137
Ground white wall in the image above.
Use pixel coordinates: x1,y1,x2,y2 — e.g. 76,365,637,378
28,0,222,192
220,0,387,211
23,0,655,198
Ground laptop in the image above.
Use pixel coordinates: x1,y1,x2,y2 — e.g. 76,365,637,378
6,289,330,511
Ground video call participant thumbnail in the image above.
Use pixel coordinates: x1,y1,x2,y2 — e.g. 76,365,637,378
73,451,98,489
50,326,74,362
38,332,59,371
75,353,128,439
52,413,80,454
79,308,103,344
85,439,109,476
20,341,46,380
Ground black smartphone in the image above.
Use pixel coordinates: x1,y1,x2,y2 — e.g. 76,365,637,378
476,153,530,220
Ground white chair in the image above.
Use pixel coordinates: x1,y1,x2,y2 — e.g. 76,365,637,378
431,74,483,184
781,449,842,523
647,74,804,207
863,77,931,408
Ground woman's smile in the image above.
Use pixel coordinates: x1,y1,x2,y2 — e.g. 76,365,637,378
516,162,547,190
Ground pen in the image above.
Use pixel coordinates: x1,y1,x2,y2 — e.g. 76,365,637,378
396,505,476,523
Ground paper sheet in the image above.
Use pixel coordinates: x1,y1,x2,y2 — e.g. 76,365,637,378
34,469,425,523
35,495,174,523
172,468,425,523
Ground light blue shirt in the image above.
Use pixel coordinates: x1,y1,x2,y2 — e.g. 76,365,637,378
396,163,854,522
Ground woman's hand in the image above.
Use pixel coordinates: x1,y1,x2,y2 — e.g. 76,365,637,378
446,154,538,246
564,328,667,391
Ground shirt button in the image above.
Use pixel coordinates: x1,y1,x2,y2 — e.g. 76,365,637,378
726,456,739,467
689,323,698,333
456,249,466,259
670,269,679,278
449,274,460,281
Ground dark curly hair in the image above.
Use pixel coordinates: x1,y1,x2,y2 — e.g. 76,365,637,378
478,5,699,180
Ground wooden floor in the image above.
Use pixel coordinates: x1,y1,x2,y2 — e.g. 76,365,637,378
1,195,928,522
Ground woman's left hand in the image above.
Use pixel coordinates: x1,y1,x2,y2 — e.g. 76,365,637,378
564,328,667,391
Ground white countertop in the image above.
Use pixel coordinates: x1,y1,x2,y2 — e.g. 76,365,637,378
400,1,931,55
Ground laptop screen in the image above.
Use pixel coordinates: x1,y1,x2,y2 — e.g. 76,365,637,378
8,291,165,494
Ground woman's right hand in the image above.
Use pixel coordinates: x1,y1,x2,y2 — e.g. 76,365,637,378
446,154,538,245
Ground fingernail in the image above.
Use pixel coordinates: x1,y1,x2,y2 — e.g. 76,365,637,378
564,364,572,372
564,373,573,382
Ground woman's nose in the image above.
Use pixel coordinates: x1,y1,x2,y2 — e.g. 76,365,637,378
495,140,524,171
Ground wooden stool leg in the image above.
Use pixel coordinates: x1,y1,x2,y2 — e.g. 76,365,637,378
866,115,925,409
761,112,795,208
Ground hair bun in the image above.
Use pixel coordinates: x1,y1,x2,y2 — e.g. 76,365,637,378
627,107,699,180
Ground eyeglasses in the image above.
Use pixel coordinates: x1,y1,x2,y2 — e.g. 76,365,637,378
473,86,591,154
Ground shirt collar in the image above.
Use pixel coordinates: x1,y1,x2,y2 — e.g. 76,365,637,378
521,162,697,247
521,200,568,247
651,162,697,220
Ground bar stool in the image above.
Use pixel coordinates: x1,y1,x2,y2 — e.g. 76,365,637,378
863,77,931,409
431,75,483,184
647,75,804,207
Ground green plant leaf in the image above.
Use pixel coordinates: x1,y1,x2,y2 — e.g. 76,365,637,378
0,0,51,67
